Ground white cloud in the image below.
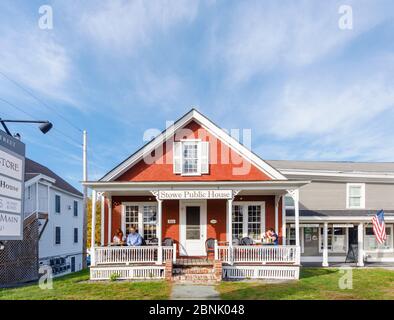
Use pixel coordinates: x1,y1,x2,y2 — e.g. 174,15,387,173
212,0,394,84
0,27,74,104
79,0,200,53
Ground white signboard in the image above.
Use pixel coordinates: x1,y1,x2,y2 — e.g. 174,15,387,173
0,129,25,240
158,190,233,200
0,149,23,180
0,195,22,214
0,212,21,236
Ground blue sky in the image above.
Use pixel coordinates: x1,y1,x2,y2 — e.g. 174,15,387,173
1,0,394,190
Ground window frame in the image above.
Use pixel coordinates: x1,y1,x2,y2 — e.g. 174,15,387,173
364,225,393,253
55,226,61,245
121,202,158,240
346,183,365,209
180,139,201,176
232,201,265,242
73,200,78,217
73,227,78,244
55,194,61,214
318,226,348,253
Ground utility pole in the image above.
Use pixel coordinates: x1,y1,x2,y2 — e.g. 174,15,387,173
82,130,88,268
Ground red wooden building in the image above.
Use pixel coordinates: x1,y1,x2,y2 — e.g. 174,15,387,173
85,109,308,281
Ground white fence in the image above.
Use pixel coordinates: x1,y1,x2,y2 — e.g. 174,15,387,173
90,266,165,280
92,245,176,266
217,245,300,265
223,265,300,280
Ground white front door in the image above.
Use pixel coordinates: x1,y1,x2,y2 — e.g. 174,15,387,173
179,200,207,256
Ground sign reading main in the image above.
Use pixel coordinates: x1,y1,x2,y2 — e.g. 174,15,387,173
0,129,25,240
158,190,233,200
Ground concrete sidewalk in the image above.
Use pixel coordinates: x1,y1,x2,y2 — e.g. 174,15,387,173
171,284,221,300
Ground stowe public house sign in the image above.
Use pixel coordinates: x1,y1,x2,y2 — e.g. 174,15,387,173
158,190,233,200
0,129,25,240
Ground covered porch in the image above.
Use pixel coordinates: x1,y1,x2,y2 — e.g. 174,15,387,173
85,180,307,281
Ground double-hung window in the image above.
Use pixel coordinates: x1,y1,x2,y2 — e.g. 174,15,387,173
123,203,157,240
347,183,365,209
173,140,209,176
232,202,265,241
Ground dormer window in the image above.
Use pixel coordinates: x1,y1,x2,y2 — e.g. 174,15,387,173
173,140,209,176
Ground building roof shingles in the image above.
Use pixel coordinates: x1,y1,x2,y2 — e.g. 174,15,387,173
24,158,83,197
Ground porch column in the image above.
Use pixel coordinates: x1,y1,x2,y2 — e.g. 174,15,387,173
274,195,280,236
157,199,163,246
281,195,287,246
107,195,112,246
157,199,163,264
322,222,329,267
100,194,105,246
227,199,233,244
292,189,300,247
357,223,364,267
91,190,97,248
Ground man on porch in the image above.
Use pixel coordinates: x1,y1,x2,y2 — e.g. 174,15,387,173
126,227,143,246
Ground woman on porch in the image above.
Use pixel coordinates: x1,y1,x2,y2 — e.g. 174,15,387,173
112,229,126,246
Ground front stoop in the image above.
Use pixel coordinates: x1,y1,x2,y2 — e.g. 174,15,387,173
171,259,222,284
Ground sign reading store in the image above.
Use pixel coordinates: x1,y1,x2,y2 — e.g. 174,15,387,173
0,129,25,240
158,189,233,200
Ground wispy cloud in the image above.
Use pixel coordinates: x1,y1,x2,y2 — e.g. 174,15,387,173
211,0,393,85
79,0,200,54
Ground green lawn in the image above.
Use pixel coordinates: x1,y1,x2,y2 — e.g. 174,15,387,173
2,267,394,300
218,268,394,300
0,269,171,300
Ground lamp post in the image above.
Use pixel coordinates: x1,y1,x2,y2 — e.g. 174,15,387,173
0,119,53,136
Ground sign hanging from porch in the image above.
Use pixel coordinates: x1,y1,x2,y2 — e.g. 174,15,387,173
158,189,233,200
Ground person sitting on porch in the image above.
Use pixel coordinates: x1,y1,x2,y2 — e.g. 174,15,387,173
126,227,143,246
267,228,279,245
112,229,126,245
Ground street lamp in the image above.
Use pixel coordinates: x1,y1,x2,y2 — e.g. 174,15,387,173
0,119,53,136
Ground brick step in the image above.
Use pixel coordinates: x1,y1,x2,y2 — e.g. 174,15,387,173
172,274,219,282
173,267,214,275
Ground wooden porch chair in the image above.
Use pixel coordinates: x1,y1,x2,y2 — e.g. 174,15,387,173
205,238,216,258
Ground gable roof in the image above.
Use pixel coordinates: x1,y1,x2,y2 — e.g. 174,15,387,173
25,158,83,197
100,108,287,181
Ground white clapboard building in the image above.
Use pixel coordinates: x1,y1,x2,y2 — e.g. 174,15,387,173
24,158,84,276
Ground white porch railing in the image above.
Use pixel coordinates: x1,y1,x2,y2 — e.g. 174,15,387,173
217,245,300,265
92,245,176,266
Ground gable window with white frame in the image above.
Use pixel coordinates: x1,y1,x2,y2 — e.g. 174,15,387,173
232,202,265,241
173,140,209,176
123,203,157,240
346,183,365,209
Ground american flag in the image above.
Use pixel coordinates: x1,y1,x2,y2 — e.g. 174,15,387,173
372,210,387,244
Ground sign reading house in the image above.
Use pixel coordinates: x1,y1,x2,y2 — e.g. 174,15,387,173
0,129,25,240
158,190,233,200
